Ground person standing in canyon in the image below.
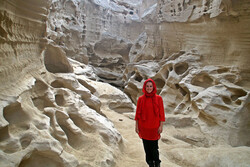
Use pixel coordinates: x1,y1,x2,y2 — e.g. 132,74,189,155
135,78,165,167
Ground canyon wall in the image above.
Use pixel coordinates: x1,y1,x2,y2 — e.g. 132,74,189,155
125,0,250,147
130,0,250,87
46,0,147,87
0,0,131,166
0,0,250,167
158,0,250,88
0,0,49,98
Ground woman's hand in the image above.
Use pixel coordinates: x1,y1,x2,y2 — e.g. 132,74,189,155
158,121,163,134
135,126,139,134
135,120,139,134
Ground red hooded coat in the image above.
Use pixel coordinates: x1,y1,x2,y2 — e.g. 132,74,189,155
135,78,165,140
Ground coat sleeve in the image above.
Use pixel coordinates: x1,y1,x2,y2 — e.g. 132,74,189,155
158,96,165,122
135,97,141,120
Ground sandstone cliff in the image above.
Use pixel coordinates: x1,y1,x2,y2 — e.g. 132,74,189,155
0,0,250,167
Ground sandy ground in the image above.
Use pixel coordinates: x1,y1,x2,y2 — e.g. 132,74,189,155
89,80,178,167
102,108,170,167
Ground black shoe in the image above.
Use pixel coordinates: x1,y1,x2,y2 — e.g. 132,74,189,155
148,161,154,167
155,161,160,167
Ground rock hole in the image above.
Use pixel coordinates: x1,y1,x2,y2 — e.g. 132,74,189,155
51,80,75,92
198,111,217,126
0,26,8,38
229,88,247,101
19,150,64,167
32,96,55,111
191,73,213,89
44,45,73,73
175,84,180,89
159,9,162,15
222,96,231,105
32,80,48,94
235,100,242,105
179,86,187,96
218,67,229,73
135,74,143,82
132,51,137,55
131,71,135,76
3,102,30,125
20,136,32,149
78,79,96,94
69,114,95,133
55,94,65,106
191,92,199,97
0,126,10,142
165,70,169,79
213,104,230,111
177,103,185,110
59,123,85,150
51,80,64,88
135,43,141,50
174,62,188,75
154,78,165,90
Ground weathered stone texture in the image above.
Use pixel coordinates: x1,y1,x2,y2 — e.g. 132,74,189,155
1,0,250,167
0,0,49,96
46,0,145,88
156,0,250,88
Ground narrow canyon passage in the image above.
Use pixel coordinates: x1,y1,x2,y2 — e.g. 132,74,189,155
1,0,250,166
91,80,178,167
102,108,177,167
102,107,146,167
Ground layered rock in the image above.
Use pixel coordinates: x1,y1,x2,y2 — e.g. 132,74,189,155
1,0,250,167
0,0,49,97
1,71,124,167
141,0,250,87
46,0,146,88
126,49,250,146
123,0,250,162
0,0,125,166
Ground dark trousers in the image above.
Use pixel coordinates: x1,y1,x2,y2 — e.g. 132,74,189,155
142,139,161,165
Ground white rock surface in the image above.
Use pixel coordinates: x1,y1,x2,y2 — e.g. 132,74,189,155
1,0,250,167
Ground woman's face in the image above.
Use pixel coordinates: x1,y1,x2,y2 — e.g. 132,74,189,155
146,81,153,93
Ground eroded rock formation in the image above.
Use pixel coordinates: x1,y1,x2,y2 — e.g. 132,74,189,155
0,0,250,167
141,0,250,87
46,0,146,88
125,50,250,146
0,0,125,166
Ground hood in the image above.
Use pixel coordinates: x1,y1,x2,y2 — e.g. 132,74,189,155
142,78,157,95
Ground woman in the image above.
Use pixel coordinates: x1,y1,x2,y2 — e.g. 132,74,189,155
135,78,165,167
